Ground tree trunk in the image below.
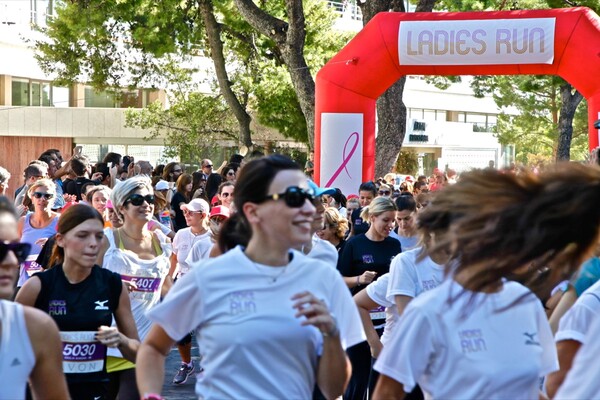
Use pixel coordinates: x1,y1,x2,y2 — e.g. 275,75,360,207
360,0,409,179
556,83,583,161
233,0,315,149
198,0,253,148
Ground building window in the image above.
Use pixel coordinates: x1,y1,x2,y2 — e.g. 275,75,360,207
84,87,147,108
11,78,66,107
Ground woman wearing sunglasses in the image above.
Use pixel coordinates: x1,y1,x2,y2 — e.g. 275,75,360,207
16,204,140,400
97,176,173,399
220,162,239,184
17,178,60,287
217,181,234,209
137,155,365,400
0,197,69,399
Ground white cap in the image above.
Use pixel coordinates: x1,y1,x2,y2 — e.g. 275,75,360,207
155,180,169,191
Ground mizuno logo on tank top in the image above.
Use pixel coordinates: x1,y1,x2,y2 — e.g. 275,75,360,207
94,300,109,310
523,332,540,346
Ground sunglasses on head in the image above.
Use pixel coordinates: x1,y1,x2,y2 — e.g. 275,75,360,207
32,192,54,200
264,186,315,208
0,241,31,265
378,190,391,196
125,194,155,206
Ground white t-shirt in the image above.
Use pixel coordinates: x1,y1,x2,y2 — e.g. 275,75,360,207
147,246,366,400
307,234,338,268
186,236,214,267
375,279,558,399
555,315,600,399
555,279,600,344
365,273,398,346
386,247,444,304
172,229,211,278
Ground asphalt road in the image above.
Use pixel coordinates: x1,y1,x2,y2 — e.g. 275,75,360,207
161,337,200,399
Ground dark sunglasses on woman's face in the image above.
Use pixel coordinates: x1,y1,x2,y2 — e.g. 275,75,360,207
378,190,391,196
125,194,155,206
0,241,31,264
264,186,315,208
32,192,54,200
221,192,231,198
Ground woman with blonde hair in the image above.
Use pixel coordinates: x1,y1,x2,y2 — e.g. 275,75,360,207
17,178,59,286
373,164,600,399
97,176,172,399
317,208,349,254
337,196,401,399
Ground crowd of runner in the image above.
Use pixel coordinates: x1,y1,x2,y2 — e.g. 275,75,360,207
0,148,599,399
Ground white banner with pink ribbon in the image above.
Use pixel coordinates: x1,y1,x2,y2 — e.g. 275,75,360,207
320,113,363,196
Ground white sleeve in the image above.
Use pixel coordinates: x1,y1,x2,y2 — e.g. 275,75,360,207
367,274,394,308
374,304,436,393
185,239,213,267
555,297,599,344
172,231,183,254
535,301,559,376
386,253,418,302
326,269,366,350
145,270,204,341
554,316,600,399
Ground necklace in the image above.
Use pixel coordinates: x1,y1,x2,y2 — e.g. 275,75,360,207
246,253,290,283
119,228,150,241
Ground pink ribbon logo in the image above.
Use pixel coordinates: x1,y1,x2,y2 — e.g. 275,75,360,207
325,131,360,187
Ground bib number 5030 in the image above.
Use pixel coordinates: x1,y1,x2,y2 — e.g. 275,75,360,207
63,343,97,357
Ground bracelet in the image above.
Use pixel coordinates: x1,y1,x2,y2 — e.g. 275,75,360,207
141,393,164,400
321,314,340,338
356,275,361,286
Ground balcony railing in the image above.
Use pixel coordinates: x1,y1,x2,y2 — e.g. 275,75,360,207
325,0,362,21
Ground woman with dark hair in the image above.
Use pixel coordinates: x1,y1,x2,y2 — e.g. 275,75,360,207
220,162,239,184
390,194,419,251
171,173,192,232
217,181,234,209
0,196,69,399
372,164,600,399
137,154,365,399
328,188,347,217
16,204,139,399
191,171,208,201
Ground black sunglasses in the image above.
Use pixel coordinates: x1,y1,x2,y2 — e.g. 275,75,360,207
125,194,155,206
0,241,31,265
203,164,213,168
32,192,54,200
264,186,315,208
378,190,391,196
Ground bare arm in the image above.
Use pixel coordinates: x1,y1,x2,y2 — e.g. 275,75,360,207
373,374,406,400
548,287,577,334
293,291,350,399
342,271,377,289
25,307,70,400
136,324,176,396
354,290,383,359
168,252,178,279
546,339,581,398
96,235,110,267
15,276,42,307
105,281,141,363
395,294,413,317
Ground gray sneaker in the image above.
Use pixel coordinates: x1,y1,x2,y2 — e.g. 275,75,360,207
173,361,195,385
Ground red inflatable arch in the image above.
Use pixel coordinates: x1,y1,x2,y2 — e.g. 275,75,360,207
315,7,600,194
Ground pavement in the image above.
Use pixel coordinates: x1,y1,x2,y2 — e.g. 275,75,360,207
161,336,200,399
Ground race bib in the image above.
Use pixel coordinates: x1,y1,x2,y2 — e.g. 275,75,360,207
370,305,386,320
24,255,43,277
120,274,162,293
60,331,106,374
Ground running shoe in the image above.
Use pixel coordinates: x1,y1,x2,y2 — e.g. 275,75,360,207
173,361,195,385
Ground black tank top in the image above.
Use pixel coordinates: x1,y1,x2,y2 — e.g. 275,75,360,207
34,265,122,384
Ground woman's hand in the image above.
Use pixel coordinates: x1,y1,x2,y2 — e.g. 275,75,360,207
96,325,124,348
359,271,377,285
292,291,339,338
123,279,138,293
